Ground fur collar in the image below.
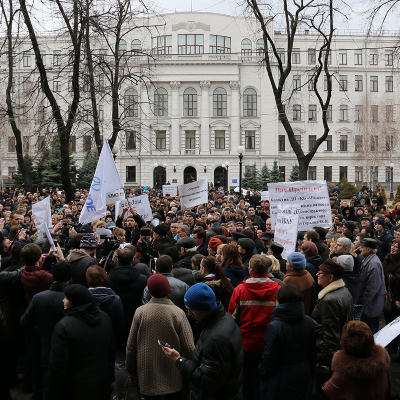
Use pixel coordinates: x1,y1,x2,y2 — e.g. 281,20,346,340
318,279,345,300
204,279,221,288
332,345,390,380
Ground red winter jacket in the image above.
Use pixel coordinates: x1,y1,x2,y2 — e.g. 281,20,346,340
21,254,54,304
228,275,280,354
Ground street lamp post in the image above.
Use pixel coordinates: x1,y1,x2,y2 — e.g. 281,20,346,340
390,162,395,202
112,145,119,161
237,146,245,199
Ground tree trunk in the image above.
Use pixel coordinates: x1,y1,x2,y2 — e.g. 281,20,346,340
298,157,310,181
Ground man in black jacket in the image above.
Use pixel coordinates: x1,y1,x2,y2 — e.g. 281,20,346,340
20,261,71,399
116,206,145,245
162,283,243,400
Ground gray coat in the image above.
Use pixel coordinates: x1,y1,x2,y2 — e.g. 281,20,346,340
359,254,386,318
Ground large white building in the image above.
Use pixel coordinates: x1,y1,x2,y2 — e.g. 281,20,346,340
1,12,399,190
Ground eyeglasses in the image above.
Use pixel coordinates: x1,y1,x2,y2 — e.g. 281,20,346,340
391,244,399,249
317,271,331,276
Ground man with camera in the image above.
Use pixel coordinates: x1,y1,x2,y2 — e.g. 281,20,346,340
116,206,146,245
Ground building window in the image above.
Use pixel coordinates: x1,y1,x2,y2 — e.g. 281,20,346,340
53,50,61,66
183,87,197,117
308,166,316,180
245,131,255,149
309,135,316,151
386,105,394,122
126,166,136,182
23,51,31,67
355,75,363,91
40,51,46,65
279,104,286,120
370,166,378,182
339,49,347,65
385,76,393,92
292,48,300,64
371,135,378,151
126,131,136,150
386,135,394,151
324,166,332,182
124,88,138,117
279,135,285,151
178,34,204,54
355,105,363,122
294,135,301,146
340,135,348,151
185,130,196,149
215,130,225,149
339,75,347,91
213,87,227,116
98,74,105,92
293,75,301,91
243,88,257,116
355,135,363,152
386,167,391,182
210,35,231,53
277,48,285,63
308,49,316,65
119,39,127,55
131,39,141,52
279,166,285,181
156,131,166,149
340,166,348,180
308,75,315,91
371,105,379,122
241,39,252,57
355,167,363,182
324,75,328,91
53,77,61,92
325,135,332,151
370,76,378,92
354,49,362,65
322,49,331,65
8,137,15,152
152,35,172,55
83,135,91,152
70,136,76,152
82,106,91,121
98,49,107,62
385,49,393,66
339,105,348,121
370,49,378,65
256,39,264,56
98,105,104,122
293,105,301,121
154,88,168,116
308,105,317,121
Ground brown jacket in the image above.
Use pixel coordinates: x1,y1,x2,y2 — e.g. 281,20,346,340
283,269,315,316
126,297,194,396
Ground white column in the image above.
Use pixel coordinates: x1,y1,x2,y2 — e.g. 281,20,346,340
170,81,181,155
230,81,240,154
200,80,211,154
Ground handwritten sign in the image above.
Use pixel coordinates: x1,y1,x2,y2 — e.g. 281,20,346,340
179,179,208,208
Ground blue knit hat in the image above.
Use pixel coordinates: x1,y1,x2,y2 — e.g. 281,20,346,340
375,218,385,228
288,252,306,269
184,283,217,312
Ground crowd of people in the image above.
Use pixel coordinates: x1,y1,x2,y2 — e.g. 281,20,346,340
0,184,398,400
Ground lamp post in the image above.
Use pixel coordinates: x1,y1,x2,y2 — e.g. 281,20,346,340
237,146,245,199
222,161,229,191
204,164,207,173
390,162,395,202
112,145,119,161
173,163,176,173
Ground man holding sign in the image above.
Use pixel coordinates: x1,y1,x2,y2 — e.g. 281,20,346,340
116,206,146,245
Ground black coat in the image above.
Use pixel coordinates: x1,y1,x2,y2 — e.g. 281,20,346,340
108,265,147,338
196,242,208,257
116,213,145,245
20,282,67,367
177,251,198,269
342,271,361,304
259,301,316,400
46,303,113,400
178,303,243,400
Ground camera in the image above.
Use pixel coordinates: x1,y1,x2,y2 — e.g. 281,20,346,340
101,236,120,258
20,223,33,236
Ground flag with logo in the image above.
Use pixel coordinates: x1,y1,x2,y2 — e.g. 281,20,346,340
79,139,124,224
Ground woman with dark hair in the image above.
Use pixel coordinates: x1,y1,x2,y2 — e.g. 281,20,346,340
200,256,234,310
322,320,390,399
220,244,246,287
259,285,316,400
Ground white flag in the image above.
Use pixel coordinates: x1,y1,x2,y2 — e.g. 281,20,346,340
79,139,124,224
32,196,52,238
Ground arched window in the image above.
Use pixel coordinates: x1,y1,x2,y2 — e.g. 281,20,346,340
241,39,252,56
213,88,227,116
183,88,197,116
256,39,264,55
131,39,141,52
119,39,127,55
124,88,138,117
243,88,257,116
154,88,168,116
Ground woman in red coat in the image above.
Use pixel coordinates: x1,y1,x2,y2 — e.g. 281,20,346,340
322,320,390,400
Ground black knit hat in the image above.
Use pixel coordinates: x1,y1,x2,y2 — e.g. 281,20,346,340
153,223,170,236
64,284,93,307
53,261,72,282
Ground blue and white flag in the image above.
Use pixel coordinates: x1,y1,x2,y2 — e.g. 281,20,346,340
79,139,124,224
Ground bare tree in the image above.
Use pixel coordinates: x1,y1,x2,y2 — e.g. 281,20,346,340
245,0,336,179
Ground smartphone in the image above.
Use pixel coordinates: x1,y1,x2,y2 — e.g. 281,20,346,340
158,340,167,347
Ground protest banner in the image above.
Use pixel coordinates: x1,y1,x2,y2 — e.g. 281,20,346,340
261,191,269,201
268,180,331,230
32,196,52,238
42,222,57,252
80,139,124,224
374,316,400,348
178,179,208,209
116,195,152,222
273,204,301,260
162,185,178,197
234,187,253,195
106,188,125,205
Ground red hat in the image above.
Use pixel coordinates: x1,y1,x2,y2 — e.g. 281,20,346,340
208,238,223,252
147,274,170,298
301,241,318,257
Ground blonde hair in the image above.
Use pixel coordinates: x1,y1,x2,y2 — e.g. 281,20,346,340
267,255,281,272
217,243,227,256
329,233,345,257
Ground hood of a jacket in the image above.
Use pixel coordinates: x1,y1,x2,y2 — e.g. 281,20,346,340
224,265,245,278
109,265,141,284
306,254,323,267
271,301,304,323
242,275,280,300
67,249,92,263
331,345,390,380
89,287,118,307
65,303,101,326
